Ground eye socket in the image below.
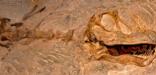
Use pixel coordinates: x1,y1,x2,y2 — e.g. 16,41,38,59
100,14,117,31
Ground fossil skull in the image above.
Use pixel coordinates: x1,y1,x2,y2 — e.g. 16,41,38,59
84,4,156,67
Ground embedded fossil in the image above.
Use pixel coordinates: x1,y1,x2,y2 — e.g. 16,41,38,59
84,4,156,67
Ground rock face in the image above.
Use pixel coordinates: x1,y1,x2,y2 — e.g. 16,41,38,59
1,0,156,75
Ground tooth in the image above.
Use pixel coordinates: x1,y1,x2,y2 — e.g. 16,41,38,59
136,51,139,55
145,45,151,56
133,51,137,55
143,45,148,49
152,50,155,54
149,45,153,55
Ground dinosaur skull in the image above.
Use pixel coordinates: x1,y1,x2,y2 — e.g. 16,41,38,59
84,8,156,66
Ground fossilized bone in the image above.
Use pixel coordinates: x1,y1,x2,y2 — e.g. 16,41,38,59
84,3,156,67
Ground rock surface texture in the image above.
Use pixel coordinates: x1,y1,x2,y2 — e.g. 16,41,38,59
1,0,156,75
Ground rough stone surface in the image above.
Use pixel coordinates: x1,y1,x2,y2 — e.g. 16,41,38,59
0,0,156,75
